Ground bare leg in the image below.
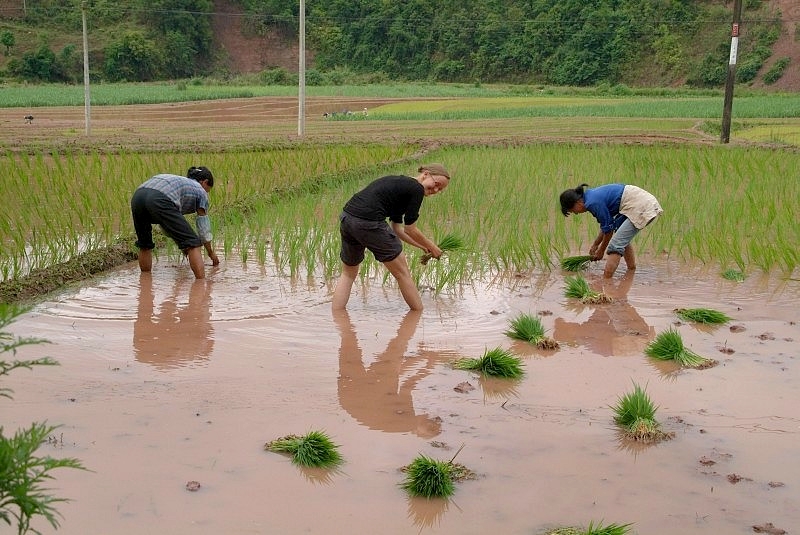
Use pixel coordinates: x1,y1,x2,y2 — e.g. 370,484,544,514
332,263,359,310
623,245,636,271
186,246,205,279
603,252,622,278
383,253,423,310
138,248,153,272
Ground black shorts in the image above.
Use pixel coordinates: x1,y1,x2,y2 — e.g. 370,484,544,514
338,212,402,265
131,188,201,251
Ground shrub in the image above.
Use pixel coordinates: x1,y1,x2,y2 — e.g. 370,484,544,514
1,304,85,534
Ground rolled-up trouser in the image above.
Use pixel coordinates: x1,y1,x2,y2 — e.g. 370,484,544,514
338,212,402,265
131,187,201,251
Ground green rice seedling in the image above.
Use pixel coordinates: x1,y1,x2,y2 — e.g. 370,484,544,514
612,382,672,443
453,347,524,379
674,308,732,324
545,521,633,535
504,313,559,349
400,454,456,498
645,328,717,369
560,254,594,272
722,268,746,282
564,275,613,304
400,445,475,499
421,233,465,265
264,430,343,468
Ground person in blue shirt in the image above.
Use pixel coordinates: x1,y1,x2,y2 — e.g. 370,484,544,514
560,183,663,278
131,166,220,279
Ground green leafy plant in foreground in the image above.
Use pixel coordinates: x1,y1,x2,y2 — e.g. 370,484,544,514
453,347,524,378
564,275,613,304
560,255,594,272
612,382,672,443
645,328,717,369
1,303,85,535
545,520,634,535
505,313,559,349
264,430,343,468
675,307,732,324
420,233,465,265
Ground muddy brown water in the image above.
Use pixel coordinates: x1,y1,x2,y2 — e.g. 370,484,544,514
4,256,798,535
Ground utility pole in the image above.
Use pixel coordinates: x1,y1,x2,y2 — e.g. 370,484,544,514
81,1,91,136
297,0,306,137
720,0,743,144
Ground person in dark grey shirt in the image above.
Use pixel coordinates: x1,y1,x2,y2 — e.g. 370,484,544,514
332,163,451,311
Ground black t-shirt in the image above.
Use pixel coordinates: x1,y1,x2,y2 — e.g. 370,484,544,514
343,175,424,225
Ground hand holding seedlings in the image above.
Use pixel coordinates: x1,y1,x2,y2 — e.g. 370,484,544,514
421,233,465,265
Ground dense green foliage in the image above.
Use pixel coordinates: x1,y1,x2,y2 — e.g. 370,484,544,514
1,304,85,535
0,0,787,87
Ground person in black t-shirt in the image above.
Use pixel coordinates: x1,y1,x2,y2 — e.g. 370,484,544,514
332,163,451,311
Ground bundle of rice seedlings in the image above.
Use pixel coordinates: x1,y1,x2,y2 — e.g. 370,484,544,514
504,313,559,349
722,268,746,282
645,328,717,369
400,454,456,498
560,255,594,272
453,347,524,379
264,430,343,468
612,383,672,443
675,307,732,324
421,233,465,265
564,275,613,304
545,521,633,535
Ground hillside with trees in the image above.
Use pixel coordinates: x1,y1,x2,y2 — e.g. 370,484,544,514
0,0,797,91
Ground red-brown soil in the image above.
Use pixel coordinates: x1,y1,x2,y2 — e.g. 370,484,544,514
4,258,798,535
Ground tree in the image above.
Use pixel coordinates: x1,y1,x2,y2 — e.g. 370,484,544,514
0,31,15,57
103,30,164,81
1,303,85,535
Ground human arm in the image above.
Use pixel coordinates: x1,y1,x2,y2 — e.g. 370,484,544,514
589,230,613,260
394,222,442,258
196,208,219,265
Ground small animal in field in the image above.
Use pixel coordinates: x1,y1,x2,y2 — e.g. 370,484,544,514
24,115,34,124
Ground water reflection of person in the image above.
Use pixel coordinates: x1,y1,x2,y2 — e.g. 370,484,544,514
554,271,654,357
133,273,214,369
334,310,442,438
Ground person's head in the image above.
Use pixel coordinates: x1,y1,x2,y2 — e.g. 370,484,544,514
560,183,589,216
187,166,214,192
417,163,450,196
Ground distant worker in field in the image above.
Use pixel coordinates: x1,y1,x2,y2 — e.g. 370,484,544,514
332,163,451,311
24,115,33,124
560,183,663,278
131,166,220,279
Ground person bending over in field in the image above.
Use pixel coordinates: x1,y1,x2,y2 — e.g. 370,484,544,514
131,166,220,279
332,163,451,311
560,183,663,278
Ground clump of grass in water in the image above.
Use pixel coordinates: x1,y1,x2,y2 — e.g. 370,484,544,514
645,328,718,369
564,275,613,304
560,254,594,272
674,307,732,324
545,521,634,535
421,233,465,265
264,430,343,468
722,268,746,282
612,382,673,443
505,313,559,349
453,347,524,378
400,445,475,498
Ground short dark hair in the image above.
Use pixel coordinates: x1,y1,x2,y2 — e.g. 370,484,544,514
559,183,588,216
187,166,214,187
